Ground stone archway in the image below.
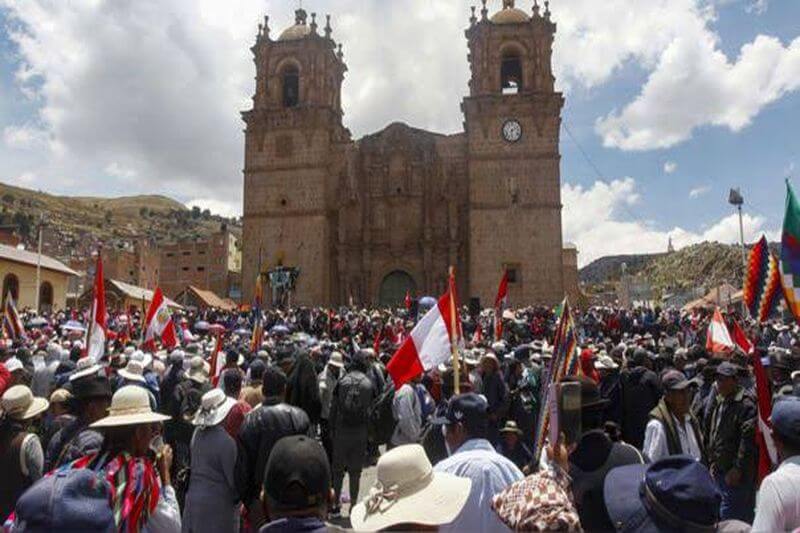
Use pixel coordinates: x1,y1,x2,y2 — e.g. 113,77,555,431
378,270,416,308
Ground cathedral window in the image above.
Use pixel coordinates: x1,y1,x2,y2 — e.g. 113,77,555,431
281,65,300,108
501,52,522,94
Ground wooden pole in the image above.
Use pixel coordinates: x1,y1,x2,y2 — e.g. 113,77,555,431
449,266,460,395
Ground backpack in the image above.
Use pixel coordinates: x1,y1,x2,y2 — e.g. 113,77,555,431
338,373,370,426
369,385,396,445
13,468,116,532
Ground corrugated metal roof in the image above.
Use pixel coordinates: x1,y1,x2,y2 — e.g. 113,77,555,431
0,243,77,276
185,285,237,311
108,279,181,308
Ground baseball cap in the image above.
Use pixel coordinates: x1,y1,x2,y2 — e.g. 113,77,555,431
771,396,800,446
431,393,488,432
662,370,690,391
264,435,331,511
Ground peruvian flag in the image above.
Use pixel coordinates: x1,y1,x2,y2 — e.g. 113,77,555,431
387,274,461,388
404,290,412,311
731,319,754,354
85,252,107,361
208,331,224,387
705,307,734,354
143,287,177,352
753,347,778,481
494,269,509,340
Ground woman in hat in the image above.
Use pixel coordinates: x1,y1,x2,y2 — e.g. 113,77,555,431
182,389,240,533
0,385,49,520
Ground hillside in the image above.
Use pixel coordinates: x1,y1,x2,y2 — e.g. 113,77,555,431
0,181,241,262
579,253,665,284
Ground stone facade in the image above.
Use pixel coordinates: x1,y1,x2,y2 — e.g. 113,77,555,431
159,230,241,300
242,1,579,307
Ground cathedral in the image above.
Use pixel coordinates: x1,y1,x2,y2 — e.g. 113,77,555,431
241,0,580,307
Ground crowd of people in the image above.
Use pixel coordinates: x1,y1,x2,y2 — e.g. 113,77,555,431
1,302,800,532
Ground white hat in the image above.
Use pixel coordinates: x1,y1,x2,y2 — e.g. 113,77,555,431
328,351,344,368
1,385,49,421
131,350,153,370
4,357,23,373
188,356,208,384
594,355,619,370
502,309,515,320
118,360,146,383
69,357,102,382
90,385,170,428
193,389,236,428
350,444,471,531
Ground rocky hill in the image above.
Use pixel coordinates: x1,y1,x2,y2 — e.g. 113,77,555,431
0,181,241,262
579,253,666,285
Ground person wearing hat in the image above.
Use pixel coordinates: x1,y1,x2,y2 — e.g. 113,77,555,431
117,359,158,410
495,420,533,471
0,385,49,519
220,368,252,437
41,388,74,446
704,361,757,522
182,389,240,533
643,370,705,463
281,344,323,427
350,444,472,532
604,455,728,532
478,351,508,445
242,358,267,408
45,366,113,470
620,347,662,449
318,351,344,463
432,393,523,533
238,366,311,528
549,375,644,531
260,435,348,533
752,396,800,531
596,354,624,428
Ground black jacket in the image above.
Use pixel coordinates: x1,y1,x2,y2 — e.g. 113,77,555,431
286,354,322,425
237,397,311,505
621,366,662,449
703,387,757,483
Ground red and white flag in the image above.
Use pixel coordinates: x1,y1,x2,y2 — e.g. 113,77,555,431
404,290,412,311
209,331,224,387
494,269,509,340
387,276,460,388
753,349,778,481
143,287,177,352
85,252,107,361
731,319,754,354
705,307,734,354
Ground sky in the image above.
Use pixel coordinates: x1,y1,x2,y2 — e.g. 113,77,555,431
0,0,798,266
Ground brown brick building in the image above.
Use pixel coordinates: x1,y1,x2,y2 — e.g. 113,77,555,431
159,230,241,300
242,1,579,307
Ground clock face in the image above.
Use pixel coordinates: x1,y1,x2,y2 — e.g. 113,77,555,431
502,119,522,143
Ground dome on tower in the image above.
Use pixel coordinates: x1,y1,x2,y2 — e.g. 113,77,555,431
278,8,312,41
490,0,531,24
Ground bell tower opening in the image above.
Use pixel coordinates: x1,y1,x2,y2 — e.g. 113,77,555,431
282,65,300,108
501,51,522,94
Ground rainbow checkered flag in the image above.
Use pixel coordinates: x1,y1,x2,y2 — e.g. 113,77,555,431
3,296,25,341
744,235,782,323
780,181,800,323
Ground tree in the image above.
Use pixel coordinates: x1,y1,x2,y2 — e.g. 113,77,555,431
202,208,211,219
2,193,15,204
191,206,201,219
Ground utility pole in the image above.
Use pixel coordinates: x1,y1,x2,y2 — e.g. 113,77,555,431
728,188,747,317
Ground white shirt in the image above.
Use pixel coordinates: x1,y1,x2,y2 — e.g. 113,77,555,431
434,438,523,533
642,414,702,462
752,456,800,532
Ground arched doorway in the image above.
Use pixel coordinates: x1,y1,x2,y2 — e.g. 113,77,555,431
378,270,416,308
39,282,53,312
2,273,19,304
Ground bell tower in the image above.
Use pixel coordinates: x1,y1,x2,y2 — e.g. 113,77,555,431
241,8,350,305
463,0,565,306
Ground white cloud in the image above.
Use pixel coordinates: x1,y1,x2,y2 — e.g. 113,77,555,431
664,161,677,174
185,198,240,218
8,171,37,186
563,178,776,266
2,125,47,149
104,162,137,180
689,185,711,198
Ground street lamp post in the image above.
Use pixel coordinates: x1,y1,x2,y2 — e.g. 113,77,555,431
728,188,747,317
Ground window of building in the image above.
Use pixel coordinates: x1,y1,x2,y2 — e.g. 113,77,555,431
39,282,53,311
182,267,189,272
166,252,175,258
501,52,523,94
282,65,300,108
504,263,521,284
2,273,19,304
183,251,191,256
197,267,205,272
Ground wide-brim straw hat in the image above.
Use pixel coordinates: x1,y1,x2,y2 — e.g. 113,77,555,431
2,385,49,421
193,389,236,428
117,360,146,383
350,444,471,531
499,420,523,435
90,385,170,428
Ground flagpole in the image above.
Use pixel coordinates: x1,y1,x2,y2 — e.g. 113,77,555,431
449,266,460,395
84,247,100,357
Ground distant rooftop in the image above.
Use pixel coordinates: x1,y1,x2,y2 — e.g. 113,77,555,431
0,243,77,276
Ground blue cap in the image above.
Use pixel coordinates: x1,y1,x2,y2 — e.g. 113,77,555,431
771,395,800,444
604,455,721,532
431,393,488,427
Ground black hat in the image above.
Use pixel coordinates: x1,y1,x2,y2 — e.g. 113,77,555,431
264,435,331,511
562,375,610,411
661,370,690,391
432,393,488,428
604,455,721,532
716,361,739,377
69,375,113,401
